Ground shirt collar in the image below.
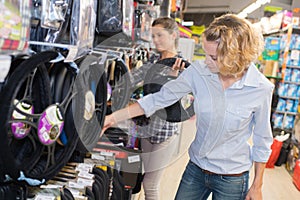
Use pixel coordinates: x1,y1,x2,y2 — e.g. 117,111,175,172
196,61,261,87
231,63,260,89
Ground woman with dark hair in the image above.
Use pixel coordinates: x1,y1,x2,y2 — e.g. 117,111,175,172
128,17,185,200
103,14,273,200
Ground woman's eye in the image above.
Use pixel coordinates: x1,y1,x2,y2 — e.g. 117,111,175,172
211,56,217,61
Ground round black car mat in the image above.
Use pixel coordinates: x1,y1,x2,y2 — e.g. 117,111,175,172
143,57,195,122
73,55,107,152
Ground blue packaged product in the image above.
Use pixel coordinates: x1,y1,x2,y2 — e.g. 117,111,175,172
293,100,299,113
276,98,286,112
273,113,283,128
295,35,300,50
277,83,288,96
284,115,295,129
280,34,287,50
284,68,292,81
290,34,297,49
265,37,281,50
285,99,294,112
287,84,298,97
291,68,300,82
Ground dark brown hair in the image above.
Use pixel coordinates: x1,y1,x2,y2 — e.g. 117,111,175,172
152,17,179,48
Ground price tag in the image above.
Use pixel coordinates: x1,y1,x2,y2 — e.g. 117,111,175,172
34,195,55,200
65,46,78,62
91,153,105,160
100,151,114,157
290,50,299,61
128,155,140,163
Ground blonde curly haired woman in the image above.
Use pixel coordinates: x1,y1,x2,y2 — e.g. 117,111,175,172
103,14,274,200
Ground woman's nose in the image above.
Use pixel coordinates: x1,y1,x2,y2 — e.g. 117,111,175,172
204,56,209,65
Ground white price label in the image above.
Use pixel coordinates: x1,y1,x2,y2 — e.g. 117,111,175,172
68,181,85,189
100,151,114,157
78,171,95,179
34,195,55,200
77,177,94,187
91,153,105,160
128,155,140,163
290,50,299,61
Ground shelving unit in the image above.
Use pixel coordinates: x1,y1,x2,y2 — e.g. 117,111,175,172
268,25,300,135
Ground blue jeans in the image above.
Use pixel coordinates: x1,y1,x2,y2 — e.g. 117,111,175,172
175,160,249,200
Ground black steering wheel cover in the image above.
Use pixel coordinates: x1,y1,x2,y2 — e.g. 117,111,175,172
28,61,80,181
73,55,107,151
107,59,131,112
143,58,194,122
0,51,58,181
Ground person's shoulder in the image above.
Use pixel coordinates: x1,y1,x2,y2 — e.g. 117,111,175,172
250,65,274,90
187,60,211,75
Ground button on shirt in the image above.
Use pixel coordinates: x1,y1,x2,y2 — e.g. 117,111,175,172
138,60,274,174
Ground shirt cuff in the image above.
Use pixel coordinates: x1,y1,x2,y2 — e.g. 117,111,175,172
252,146,272,163
137,94,156,117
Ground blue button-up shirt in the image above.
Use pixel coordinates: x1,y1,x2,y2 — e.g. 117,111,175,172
138,60,274,174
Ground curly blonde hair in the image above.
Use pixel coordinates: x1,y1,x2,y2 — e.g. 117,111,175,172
203,14,264,76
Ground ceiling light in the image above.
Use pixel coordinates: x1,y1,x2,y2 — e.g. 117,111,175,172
238,0,272,18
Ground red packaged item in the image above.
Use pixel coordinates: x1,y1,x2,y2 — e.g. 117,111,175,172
266,139,283,168
293,159,300,190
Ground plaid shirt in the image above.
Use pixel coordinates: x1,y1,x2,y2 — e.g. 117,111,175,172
129,54,179,143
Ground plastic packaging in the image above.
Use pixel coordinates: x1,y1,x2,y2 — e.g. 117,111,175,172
0,0,31,54
293,159,300,190
266,138,283,168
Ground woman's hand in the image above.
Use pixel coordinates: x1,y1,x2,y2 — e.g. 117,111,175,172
170,58,186,76
100,103,146,136
101,114,116,136
172,58,186,71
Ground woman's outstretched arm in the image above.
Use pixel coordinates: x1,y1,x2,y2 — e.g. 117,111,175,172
101,102,145,134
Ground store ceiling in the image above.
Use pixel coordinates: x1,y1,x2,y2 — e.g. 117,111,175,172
183,0,294,26
184,0,293,14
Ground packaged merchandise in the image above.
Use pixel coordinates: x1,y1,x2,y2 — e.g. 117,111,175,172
272,113,283,128
293,100,299,113
276,98,286,112
265,37,281,50
287,84,298,97
281,10,293,29
283,115,295,129
285,99,294,112
284,68,292,81
277,83,289,96
291,69,300,82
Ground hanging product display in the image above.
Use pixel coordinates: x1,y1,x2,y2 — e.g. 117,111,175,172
30,0,97,61
70,0,96,51
133,4,159,41
0,50,108,184
96,0,122,35
41,0,69,30
123,0,134,38
0,0,31,54
72,54,107,152
143,57,195,122
0,51,60,182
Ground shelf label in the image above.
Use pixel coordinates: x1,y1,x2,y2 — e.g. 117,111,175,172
290,50,299,60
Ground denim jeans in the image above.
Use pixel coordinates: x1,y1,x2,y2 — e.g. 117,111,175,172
175,160,249,200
